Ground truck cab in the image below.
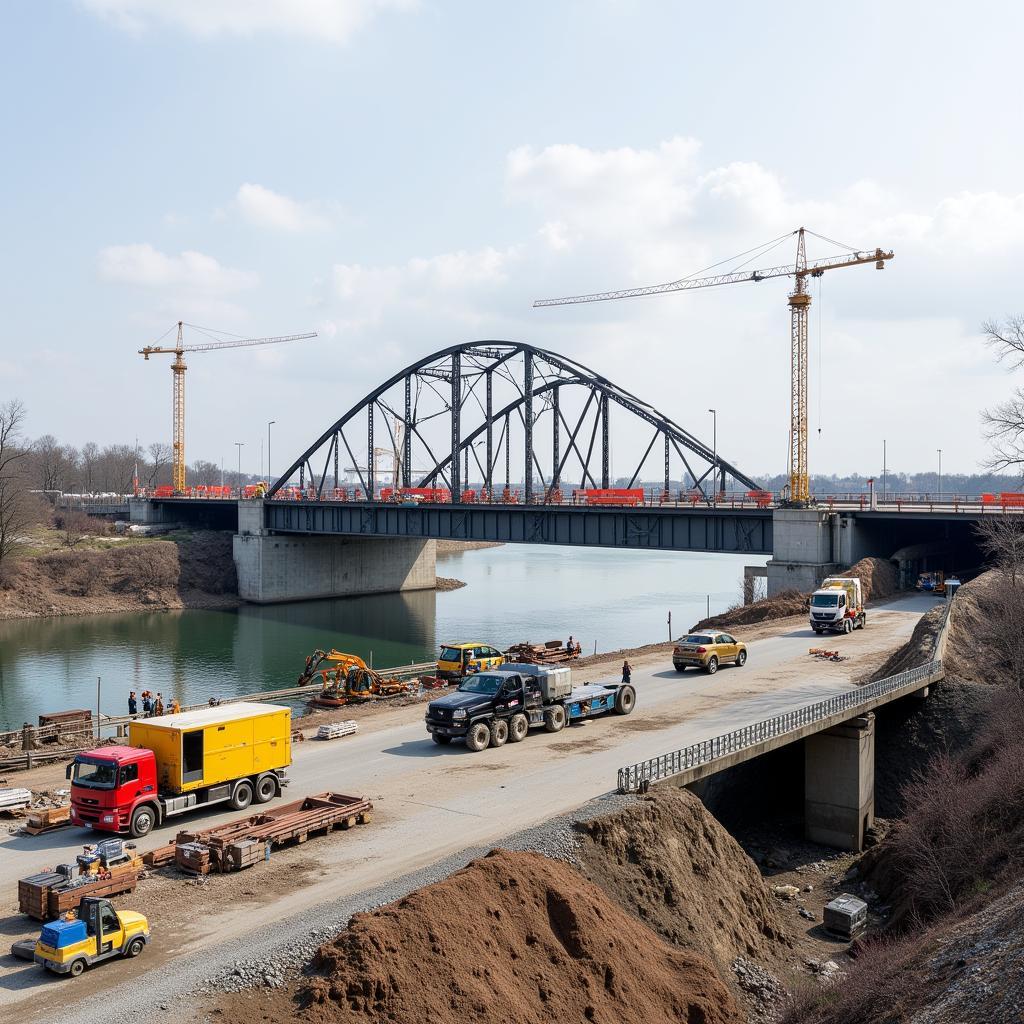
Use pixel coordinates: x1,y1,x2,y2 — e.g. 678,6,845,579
33,896,149,976
809,577,865,634
67,746,158,835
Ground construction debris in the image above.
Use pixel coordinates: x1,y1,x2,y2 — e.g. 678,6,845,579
0,788,32,813
504,639,579,664
809,648,849,662
18,839,143,920
316,721,358,741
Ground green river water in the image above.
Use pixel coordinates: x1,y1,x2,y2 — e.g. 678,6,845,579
0,545,766,730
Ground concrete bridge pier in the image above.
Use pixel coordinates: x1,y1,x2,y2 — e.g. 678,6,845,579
767,508,871,596
232,504,436,604
804,713,875,852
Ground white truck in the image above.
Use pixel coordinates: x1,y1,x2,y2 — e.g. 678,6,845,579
809,577,865,635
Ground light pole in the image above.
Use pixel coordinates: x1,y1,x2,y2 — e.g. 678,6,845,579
235,442,244,496
708,408,717,500
267,420,276,484
882,439,887,502
937,448,942,499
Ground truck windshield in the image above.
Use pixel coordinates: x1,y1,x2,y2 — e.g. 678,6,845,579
439,647,463,662
811,593,839,607
71,757,118,789
458,674,503,695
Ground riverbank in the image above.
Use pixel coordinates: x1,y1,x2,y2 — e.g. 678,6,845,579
0,534,500,622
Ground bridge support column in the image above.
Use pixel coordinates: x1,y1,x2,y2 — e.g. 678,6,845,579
804,713,875,852
233,505,436,603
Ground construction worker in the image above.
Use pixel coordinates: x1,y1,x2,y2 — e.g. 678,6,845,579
141,691,153,717
169,697,181,715
566,634,575,652
621,660,632,685
127,691,138,716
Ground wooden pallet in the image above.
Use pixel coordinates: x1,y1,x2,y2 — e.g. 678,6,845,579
23,805,72,835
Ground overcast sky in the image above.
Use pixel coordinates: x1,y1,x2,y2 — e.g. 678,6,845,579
2,1,1022,481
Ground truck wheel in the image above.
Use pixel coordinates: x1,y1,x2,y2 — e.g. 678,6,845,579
544,706,566,733
705,656,719,675
843,618,853,635
858,614,866,629
736,649,747,667
465,721,491,752
508,714,529,743
230,780,254,811
489,719,509,747
124,937,145,958
69,959,86,977
254,774,278,803
614,685,636,715
129,804,156,839
432,733,452,745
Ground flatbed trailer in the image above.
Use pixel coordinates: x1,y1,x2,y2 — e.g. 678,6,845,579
425,664,636,752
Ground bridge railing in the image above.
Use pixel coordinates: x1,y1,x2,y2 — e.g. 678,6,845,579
615,659,942,794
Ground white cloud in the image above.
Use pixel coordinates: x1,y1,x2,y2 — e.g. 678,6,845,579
97,243,257,292
78,0,417,44
235,183,327,232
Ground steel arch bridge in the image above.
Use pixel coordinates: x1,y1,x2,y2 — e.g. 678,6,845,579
268,341,759,503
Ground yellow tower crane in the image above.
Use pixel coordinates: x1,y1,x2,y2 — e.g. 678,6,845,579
535,228,893,504
139,321,317,493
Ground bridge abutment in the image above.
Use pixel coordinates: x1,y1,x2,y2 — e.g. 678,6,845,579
232,504,436,604
767,508,872,596
804,712,875,852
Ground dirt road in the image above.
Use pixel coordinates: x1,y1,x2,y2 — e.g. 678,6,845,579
0,594,936,1021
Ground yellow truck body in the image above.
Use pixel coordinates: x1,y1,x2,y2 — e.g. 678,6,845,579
128,703,291,795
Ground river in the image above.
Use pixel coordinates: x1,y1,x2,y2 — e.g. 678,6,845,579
0,545,766,730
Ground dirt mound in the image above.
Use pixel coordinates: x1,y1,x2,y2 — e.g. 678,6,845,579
693,589,806,631
0,531,238,620
842,556,898,602
575,789,789,975
866,603,946,681
301,848,742,1024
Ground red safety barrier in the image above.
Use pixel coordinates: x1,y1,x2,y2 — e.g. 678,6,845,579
1001,492,1024,507
982,493,996,505
746,489,773,508
461,489,477,503
573,488,644,506
153,485,175,497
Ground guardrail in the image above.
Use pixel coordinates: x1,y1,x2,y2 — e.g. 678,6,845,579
617,601,954,794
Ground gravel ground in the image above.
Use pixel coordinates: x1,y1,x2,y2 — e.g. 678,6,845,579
53,791,638,1024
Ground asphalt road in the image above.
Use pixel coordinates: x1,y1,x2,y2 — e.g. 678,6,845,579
0,593,937,1018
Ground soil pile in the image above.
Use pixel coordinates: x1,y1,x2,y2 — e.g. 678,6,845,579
693,589,806,631
842,556,898,602
0,531,238,620
575,789,789,974
301,848,742,1024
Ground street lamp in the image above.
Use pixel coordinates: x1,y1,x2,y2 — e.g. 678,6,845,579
882,439,887,502
708,408,717,500
937,449,942,500
235,442,245,496
267,420,276,484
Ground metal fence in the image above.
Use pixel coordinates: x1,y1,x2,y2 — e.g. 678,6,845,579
616,603,953,793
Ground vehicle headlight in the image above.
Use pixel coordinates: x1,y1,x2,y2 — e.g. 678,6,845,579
452,709,467,719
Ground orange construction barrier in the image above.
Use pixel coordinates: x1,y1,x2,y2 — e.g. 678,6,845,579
573,488,644,506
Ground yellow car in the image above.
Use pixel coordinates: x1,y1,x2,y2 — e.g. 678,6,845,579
437,642,505,680
673,632,747,675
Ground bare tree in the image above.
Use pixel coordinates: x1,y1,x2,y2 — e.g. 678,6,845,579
975,514,1024,586
191,459,221,487
146,442,173,489
982,316,1024,470
80,441,99,494
0,401,43,568
96,444,137,494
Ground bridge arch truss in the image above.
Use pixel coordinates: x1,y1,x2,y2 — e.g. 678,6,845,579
269,342,759,502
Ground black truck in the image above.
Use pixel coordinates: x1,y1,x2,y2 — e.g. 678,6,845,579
424,662,636,752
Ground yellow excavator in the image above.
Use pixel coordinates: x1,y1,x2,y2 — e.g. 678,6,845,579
299,649,414,707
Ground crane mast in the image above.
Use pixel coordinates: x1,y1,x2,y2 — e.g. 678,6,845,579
140,321,317,494
535,228,893,505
